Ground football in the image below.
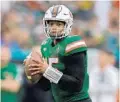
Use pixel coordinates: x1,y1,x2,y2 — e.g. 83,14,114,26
24,48,43,84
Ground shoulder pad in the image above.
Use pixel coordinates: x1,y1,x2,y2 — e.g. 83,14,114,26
65,35,87,55
41,38,51,58
41,38,51,47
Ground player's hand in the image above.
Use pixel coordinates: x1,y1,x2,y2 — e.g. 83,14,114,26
28,58,49,76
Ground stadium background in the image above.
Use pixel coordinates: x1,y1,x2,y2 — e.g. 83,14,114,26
1,1,119,102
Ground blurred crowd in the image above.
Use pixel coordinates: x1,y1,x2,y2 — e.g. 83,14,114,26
1,1,119,102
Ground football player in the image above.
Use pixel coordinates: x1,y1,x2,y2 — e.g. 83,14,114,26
25,5,92,102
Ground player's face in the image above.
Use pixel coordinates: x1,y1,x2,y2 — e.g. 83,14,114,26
48,20,65,37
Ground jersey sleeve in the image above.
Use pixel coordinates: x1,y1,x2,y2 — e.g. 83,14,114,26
59,52,86,92
65,36,87,56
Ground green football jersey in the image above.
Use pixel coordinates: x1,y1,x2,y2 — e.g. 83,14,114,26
41,35,89,102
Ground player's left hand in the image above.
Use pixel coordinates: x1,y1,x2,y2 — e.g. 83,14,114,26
28,59,49,76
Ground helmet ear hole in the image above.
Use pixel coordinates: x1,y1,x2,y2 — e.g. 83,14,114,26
62,21,65,26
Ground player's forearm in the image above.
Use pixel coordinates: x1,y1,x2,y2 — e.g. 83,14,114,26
43,62,84,92
43,52,86,92
1,80,21,93
58,74,82,92
58,52,86,92
37,76,51,91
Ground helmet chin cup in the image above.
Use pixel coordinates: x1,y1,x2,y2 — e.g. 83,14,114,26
43,5,73,39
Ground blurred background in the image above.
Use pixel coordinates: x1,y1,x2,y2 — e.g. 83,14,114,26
1,1,119,102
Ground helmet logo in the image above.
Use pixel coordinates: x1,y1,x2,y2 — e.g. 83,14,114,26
51,6,62,17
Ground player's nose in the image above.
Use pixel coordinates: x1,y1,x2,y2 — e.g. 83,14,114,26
51,24,57,30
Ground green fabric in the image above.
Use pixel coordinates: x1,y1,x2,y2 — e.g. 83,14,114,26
64,35,87,56
41,35,89,102
1,63,18,102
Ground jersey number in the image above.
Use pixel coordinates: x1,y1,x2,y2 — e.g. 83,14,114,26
49,58,58,66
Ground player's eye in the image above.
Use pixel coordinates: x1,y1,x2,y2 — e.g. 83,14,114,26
58,23,61,26
49,22,54,26
57,23,62,26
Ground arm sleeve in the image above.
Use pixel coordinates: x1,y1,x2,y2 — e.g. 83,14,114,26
58,51,86,92
37,76,51,91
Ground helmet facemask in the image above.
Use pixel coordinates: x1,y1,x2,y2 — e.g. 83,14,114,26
44,20,70,39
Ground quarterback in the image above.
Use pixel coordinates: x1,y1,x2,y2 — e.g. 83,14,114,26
25,5,92,102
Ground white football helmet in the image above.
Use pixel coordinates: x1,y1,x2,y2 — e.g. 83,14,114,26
43,5,73,39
